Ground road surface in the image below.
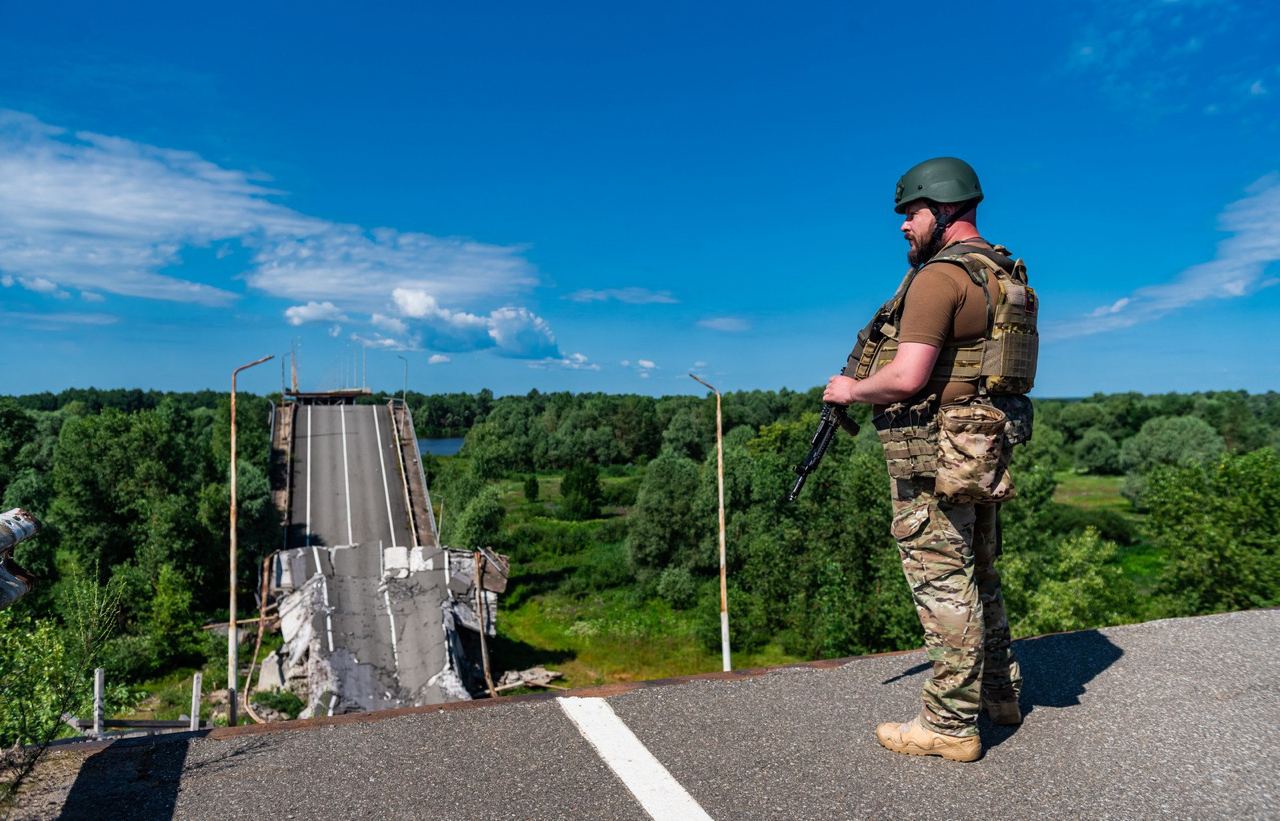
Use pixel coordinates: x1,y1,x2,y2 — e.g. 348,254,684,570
22,609,1278,820
289,403,448,712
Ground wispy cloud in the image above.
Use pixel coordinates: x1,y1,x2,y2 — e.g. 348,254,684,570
698,316,750,332
566,287,677,304
529,352,600,371
0,310,118,329
1048,174,1280,339
427,354,450,365
1065,1,1275,116
0,110,541,317
285,300,348,326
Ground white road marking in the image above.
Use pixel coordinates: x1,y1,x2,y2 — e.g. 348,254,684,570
382,587,400,677
319,573,335,653
306,405,312,547
557,697,712,821
340,404,354,546
372,406,399,548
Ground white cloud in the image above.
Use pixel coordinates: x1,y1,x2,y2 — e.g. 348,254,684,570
566,287,677,304
80,291,105,302
285,300,348,326
391,287,560,359
1048,174,1280,339
698,316,750,332
0,310,118,328
0,110,537,312
249,228,535,310
1250,79,1268,97
529,352,599,371
1088,297,1130,317
328,325,342,338
350,331,413,351
637,359,656,369
371,312,407,335
16,276,69,297
428,354,451,365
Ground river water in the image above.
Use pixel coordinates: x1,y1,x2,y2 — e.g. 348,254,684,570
417,437,465,456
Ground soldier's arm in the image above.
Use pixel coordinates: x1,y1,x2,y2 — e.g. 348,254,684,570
823,342,939,405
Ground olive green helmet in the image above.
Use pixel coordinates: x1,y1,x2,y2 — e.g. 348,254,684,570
894,157,983,213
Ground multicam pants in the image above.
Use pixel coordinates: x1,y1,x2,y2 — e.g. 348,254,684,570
890,477,1022,737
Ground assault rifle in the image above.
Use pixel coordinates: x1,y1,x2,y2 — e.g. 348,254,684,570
786,385,860,503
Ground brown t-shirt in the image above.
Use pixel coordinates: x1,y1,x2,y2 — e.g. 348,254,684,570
896,240,997,404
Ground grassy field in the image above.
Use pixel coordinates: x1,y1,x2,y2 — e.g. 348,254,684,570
1051,472,1129,511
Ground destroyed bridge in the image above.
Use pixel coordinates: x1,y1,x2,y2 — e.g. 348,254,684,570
261,390,506,716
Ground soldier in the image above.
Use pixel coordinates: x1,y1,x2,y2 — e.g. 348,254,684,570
822,157,1039,762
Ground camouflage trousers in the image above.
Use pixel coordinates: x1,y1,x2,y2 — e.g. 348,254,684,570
890,477,1022,737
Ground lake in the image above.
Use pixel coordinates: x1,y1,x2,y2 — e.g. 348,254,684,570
418,437,465,456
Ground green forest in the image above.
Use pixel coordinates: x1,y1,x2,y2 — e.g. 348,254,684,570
2,386,1278,750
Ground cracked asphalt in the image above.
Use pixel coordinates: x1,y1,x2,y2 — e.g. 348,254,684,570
18,609,1276,820
288,403,447,712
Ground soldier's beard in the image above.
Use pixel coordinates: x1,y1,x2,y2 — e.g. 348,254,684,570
906,231,943,266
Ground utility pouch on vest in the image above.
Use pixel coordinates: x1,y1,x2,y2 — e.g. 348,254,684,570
934,397,1016,504
873,395,938,480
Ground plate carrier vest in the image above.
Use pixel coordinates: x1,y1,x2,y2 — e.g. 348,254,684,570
847,242,1039,396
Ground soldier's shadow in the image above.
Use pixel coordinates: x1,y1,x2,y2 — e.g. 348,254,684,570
882,629,1123,750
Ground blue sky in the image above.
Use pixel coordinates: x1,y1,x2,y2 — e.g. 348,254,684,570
1,0,1278,398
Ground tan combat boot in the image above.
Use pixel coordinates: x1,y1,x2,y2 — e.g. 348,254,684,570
982,697,1022,726
875,718,981,762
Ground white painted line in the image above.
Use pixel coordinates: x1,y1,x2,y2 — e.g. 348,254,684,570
340,404,354,546
319,574,335,653
557,697,712,821
327,693,337,717
306,405,312,547
382,587,400,678
372,405,399,547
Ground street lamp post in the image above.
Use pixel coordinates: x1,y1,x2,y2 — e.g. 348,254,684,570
396,354,408,405
229,354,273,726
689,372,731,672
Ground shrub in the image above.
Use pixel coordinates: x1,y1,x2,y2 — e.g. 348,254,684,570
1074,427,1120,475
560,464,603,520
522,475,539,503
656,567,699,610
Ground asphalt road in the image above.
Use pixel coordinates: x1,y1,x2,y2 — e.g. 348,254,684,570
26,609,1278,820
288,404,447,712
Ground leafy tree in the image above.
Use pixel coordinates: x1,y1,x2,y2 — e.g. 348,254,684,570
1002,528,1136,635
1120,415,1225,474
560,464,603,520
626,452,701,576
1074,427,1120,475
449,485,506,549
523,474,540,503
660,407,707,461
1144,449,1279,614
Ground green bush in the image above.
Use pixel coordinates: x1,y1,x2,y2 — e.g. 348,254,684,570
563,543,633,596
252,688,305,719
522,475,539,503
1145,449,1280,614
656,567,699,610
602,476,640,507
449,485,506,549
1041,503,1137,545
1074,427,1120,475
560,464,604,520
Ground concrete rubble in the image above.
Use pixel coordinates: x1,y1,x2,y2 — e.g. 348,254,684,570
268,543,508,716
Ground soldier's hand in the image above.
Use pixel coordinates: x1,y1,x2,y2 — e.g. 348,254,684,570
823,375,857,406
